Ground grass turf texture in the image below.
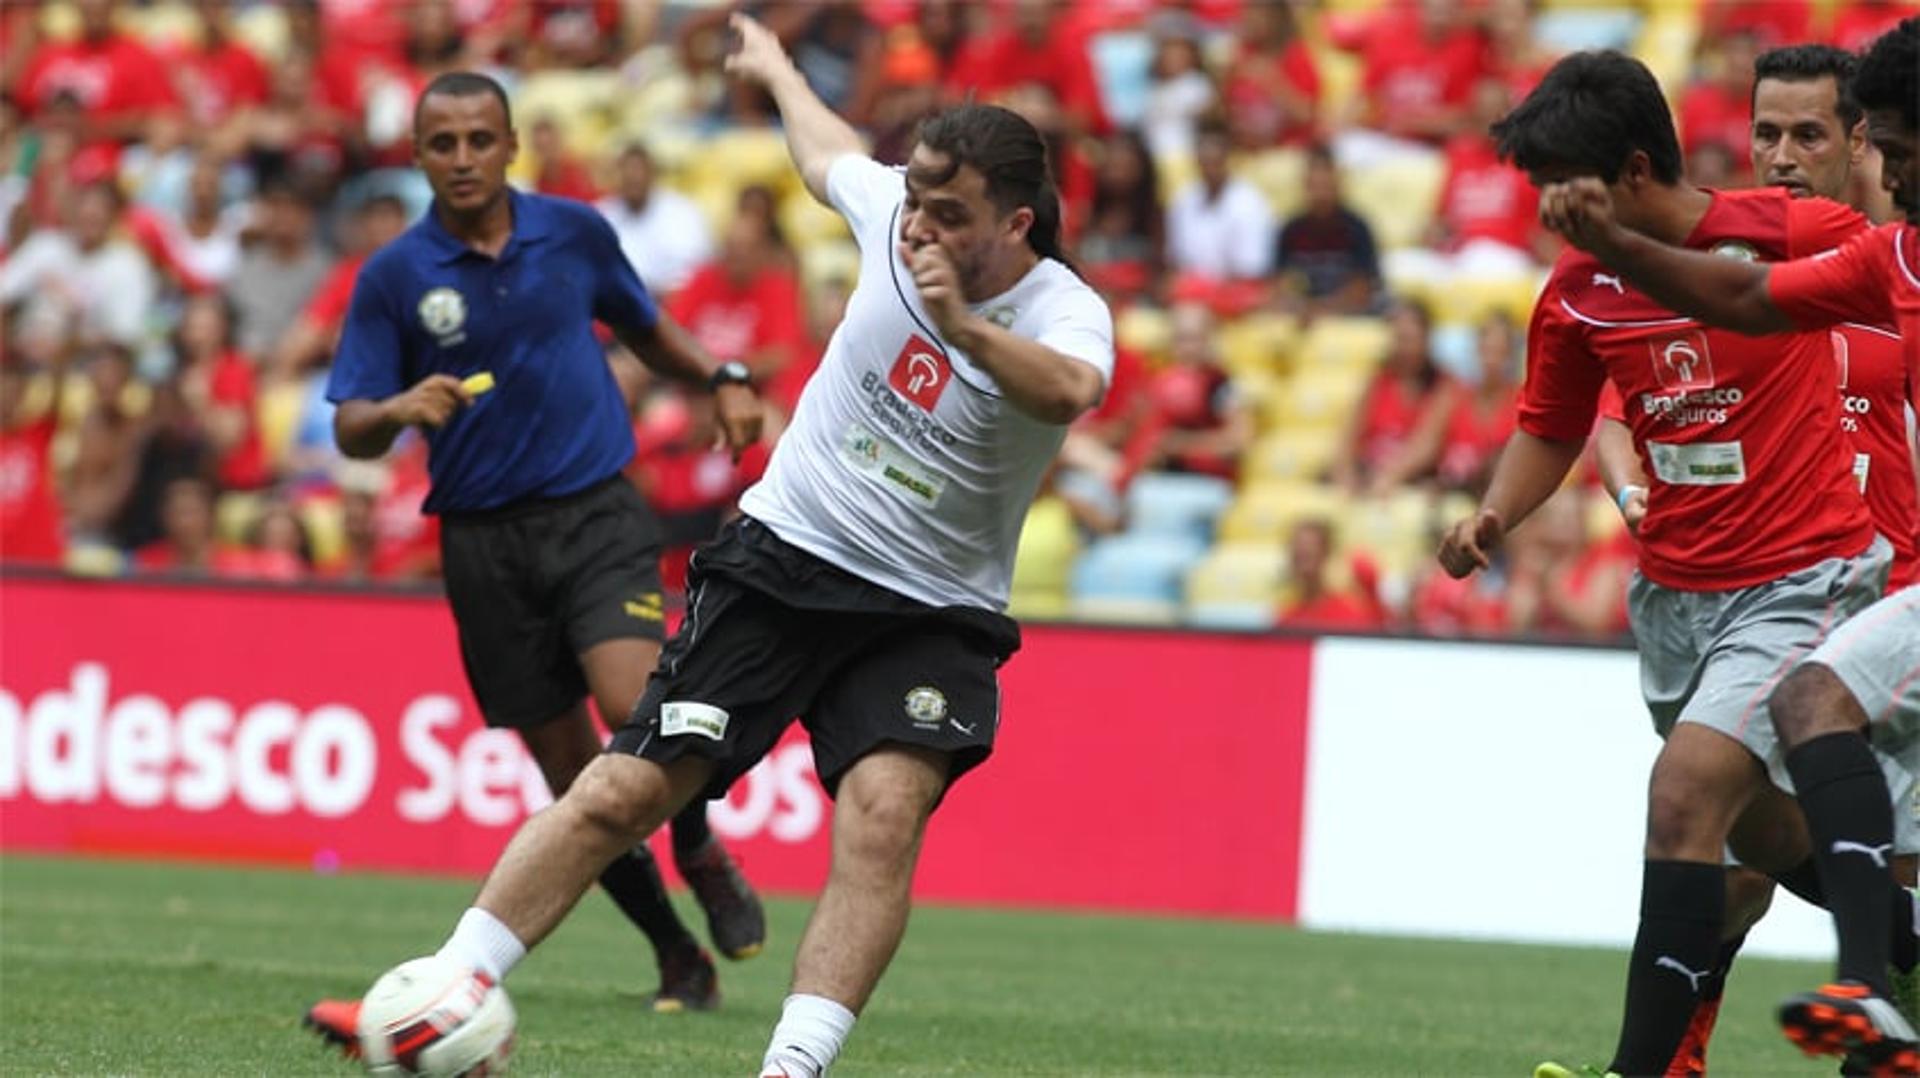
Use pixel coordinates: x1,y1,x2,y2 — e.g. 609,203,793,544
1,855,1843,1076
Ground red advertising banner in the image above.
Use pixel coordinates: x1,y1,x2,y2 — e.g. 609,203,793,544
0,576,1312,919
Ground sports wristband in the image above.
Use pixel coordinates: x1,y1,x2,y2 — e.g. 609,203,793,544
707,361,753,392
1616,484,1646,516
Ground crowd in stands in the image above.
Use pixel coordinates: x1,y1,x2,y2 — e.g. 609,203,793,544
3,0,1914,644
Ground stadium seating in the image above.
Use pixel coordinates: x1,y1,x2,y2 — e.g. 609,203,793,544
1009,496,1081,620
1123,472,1234,542
1184,542,1286,629
1069,532,1210,624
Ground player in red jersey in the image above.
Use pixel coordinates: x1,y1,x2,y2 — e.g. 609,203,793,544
1540,19,1920,1073
1435,50,1911,1078
1583,42,1919,1076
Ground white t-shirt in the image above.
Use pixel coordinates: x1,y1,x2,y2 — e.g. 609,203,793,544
738,154,1115,611
594,189,714,297
1166,178,1275,280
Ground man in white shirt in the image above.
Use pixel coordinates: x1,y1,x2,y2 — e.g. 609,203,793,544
0,182,156,348
594,142,714,297
307,15,1115,1078
1166,120,1276,281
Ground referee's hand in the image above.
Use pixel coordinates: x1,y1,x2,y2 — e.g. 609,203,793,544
387,374,473,430
713,383,763,461
1437,507,1505,579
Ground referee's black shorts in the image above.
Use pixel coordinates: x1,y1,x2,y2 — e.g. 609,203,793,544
607,516,1021,800
440,476,667,729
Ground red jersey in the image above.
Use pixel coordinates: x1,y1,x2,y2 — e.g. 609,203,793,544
0,417,64,564
1438,136,1539,252
1437,382,1519,490
1520,188,1876,590
1770,222,1920,584
165,39,270,128
1357,371,1450,477
1223,39,1321,147
1830,323,1916,589
15,35,179,122
667,266,807,373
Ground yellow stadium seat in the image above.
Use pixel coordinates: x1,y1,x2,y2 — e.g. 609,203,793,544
1242,428,1342,484
1186,542,1286,607
1633,10,1701,99
514,72,623,164
1242,148,1309,223
1011,496,1081,606
1264,367,1370,433
301,498,348,568
1584,488,1629,544
1217,479,1345,543
1297,315,1393,373
780,191,851,250
682,129,803,201
216,491,265,546
1115,305,1174,365
1343,154,1446,251
1341,490,1437,578
257,381,308,471
798,240,861,293
231,4,291,62
1217,312,1300,380
1430,275,1546,330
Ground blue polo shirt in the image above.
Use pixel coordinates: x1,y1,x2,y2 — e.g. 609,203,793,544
327,189,657,514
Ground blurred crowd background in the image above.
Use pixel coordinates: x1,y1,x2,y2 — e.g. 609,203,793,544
3,0,1912,641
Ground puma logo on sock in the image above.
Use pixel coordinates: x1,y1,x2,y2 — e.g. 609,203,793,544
1831,840,1892,869
1655,956,1710,993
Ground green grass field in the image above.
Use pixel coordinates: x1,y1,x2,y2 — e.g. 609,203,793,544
0,854,1847,1076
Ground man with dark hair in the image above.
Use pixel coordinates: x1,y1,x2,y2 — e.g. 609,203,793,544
300,71,769,1040
1538,18,1920,1072
1437,49,1905,1078
303,23,1115,1078
1577,38,1919,1074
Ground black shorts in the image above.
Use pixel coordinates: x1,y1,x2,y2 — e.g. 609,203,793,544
606,517,1021,800
440,476,667,729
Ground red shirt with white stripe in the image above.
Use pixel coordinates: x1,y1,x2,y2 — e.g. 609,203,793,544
1521,188,1876,590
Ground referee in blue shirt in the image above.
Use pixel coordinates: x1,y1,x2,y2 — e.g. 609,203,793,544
321,73,765,1016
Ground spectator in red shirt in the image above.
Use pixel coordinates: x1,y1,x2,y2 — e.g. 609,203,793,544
1331,298,1452,491
1485,0,1557,102
166,0,271,131
1131,301,1254,481
1079,130,1163,303
225,497,313,582
1678,29,1764,186
11,0,181,145
1368,311,1520,498
1828,0,1920,52
1503,490,1633,640
222,46,352,190
328,443,439,583
944,0,1109,137
173,293,268,492
1700,0,1811,50
1343,0,1490,143
0,312,73,566
668,211,807,389
1277,517,1385,631
526,114,600,202
1224,0,1321,151
133,473,243,576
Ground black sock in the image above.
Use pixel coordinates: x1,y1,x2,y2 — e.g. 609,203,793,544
669,800,713,860
1785,732,1896,994
598,844,697,955
1772,856,1825,908
1771,854,1917,973
1609,860,1725,1077
1702,931,1745,1002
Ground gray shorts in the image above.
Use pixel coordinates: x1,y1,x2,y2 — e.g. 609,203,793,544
1630,537,1892,789
1796,583,1920,854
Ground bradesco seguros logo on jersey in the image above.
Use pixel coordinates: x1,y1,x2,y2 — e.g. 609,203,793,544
889,335,951,412
1648,330,1715,392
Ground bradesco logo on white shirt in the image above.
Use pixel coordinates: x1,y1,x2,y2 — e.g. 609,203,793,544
840,333,959,509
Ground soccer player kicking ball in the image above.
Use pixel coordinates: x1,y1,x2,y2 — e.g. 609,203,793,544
308,15,1115,1077
1435,49,1915,1078
302,72,769,1032
1581,42,1920,1075
1537,19,1920,1075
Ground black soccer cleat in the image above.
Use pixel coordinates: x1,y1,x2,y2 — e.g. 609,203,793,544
675,838,767,961
649,944,720,1013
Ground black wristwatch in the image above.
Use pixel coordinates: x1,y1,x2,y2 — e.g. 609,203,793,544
707,361,753,391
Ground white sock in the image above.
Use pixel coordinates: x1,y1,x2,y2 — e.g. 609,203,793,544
759,994,856,1077
436,907,526,982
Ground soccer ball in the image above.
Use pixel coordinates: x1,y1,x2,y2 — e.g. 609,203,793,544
356,956,516,1077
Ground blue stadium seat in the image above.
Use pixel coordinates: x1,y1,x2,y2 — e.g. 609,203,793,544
1069,533,1209,623
1124,472,1235,542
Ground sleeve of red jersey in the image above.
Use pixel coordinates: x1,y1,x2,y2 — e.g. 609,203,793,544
1516,284,1606,443
1768,225,1897,331
1785,194,1870,257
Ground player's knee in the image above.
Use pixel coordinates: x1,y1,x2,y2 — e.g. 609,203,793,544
1768,664,1853,747
836,781,934,862
1643,777,1728,859
566,755,668,842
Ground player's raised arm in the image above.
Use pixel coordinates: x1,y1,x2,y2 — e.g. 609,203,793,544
1541,178,1794,335
724,13,866,206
